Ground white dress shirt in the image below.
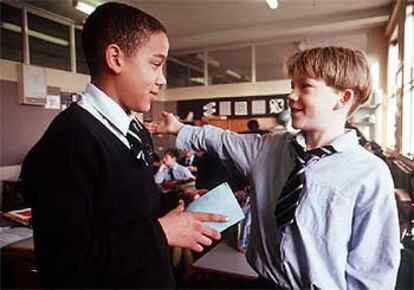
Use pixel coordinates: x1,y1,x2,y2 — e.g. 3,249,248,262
77,83,138,148
176,125,400,290
154,163,195,184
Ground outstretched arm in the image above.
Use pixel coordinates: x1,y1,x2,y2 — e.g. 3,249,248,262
153,112,267,177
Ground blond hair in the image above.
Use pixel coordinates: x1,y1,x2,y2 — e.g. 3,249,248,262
286,46,373,116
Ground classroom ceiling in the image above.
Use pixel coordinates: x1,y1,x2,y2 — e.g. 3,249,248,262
19,0,393,50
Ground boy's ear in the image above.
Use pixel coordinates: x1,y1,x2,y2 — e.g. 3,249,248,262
104,44,124,74
334,89,354,110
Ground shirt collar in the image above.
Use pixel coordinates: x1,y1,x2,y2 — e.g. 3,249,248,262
293,129,359,153
82,84,134,136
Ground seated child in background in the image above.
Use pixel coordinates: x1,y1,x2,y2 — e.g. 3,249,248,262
178,150,199,174
154,148,195,185
241,119,269,135
152,46,401,289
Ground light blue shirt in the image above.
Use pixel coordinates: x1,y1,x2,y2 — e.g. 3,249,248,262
77,83,140,148
154,163,195,184
176,125,400,290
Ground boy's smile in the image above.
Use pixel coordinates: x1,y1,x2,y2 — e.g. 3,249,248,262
287,76,349,149
118,32,169,113
288,77,340,132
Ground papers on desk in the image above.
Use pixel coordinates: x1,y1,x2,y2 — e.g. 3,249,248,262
185,182,245,232
0,226,33,248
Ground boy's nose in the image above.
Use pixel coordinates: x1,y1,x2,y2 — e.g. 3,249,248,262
156,72,167,87
287,91,299,102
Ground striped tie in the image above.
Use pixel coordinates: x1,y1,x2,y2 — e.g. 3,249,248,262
126,119,151,166
275,138,336,230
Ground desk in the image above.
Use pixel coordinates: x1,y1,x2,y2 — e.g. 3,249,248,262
1,237,40,289
192,239,258,280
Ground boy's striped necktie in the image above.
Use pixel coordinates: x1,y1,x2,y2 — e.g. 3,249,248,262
126,119,149,166
275,138,337,230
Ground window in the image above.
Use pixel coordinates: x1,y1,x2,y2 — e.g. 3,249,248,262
0,3,23,62
256,42,295,81
28,13,70,71
208,47,251,85
75,28,89,74
402,4,414,156
387,37,399,149
167,52,204,88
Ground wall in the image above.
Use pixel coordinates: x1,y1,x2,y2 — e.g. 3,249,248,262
150,101,178,156
162,79,290,101
0,80,59,166
0,59,90,93
0,60,90,167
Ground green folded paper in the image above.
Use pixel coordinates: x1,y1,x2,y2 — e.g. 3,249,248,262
185,182,245,232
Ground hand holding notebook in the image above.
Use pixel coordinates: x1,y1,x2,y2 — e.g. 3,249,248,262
185,183,245,232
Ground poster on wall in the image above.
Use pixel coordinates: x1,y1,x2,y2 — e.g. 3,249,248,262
269,98,285,114
44,95,61,110
20,64,47,105
251,100,266,115
203,102,217,117
234,101,248,116
219,101,232,116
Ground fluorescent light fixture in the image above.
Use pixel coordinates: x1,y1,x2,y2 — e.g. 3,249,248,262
225,69,242,79
266,0,279,9
195,53,220,67
190,77,206,85
168,57,204,73
74,0,96,15
1,22,69,46
207,57,220,68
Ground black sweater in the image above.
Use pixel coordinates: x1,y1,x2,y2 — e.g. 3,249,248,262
20,104,175,288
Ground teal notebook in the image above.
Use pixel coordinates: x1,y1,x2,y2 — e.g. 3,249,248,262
185,182,245,232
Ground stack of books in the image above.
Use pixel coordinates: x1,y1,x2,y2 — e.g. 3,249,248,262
2,208,32,227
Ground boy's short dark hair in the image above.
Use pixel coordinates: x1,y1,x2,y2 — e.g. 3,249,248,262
247,120,259,131
163,148,180,159
286,46,373,116
82,2,167,76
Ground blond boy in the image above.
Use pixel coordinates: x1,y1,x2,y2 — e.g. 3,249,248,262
154,47,400,289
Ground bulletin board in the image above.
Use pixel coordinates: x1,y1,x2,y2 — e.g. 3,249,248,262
177,94,288,120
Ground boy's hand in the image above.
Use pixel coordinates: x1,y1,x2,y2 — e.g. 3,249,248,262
155,112,185,135
143,121,158,134
158,163,167,171
181,188,208,202
158,200,228,252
